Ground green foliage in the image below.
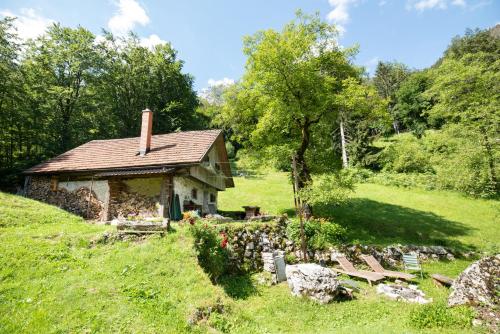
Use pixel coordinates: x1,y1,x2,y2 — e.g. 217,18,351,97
334,78,390,168
409,302,474,329
380,134,433,173
377,127,498,198
372,61,411,133
369,172,437,191
286,217,346,250
393,70,433,136
220,11,360,200
0,21,201,191
298,170,355,206
443,27,500,65
189,221,230,282
427,125,498,198
225,141,235,159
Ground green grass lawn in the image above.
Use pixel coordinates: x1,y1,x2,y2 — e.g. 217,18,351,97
219,171,499,252
1,174,497,333
0,192,226,333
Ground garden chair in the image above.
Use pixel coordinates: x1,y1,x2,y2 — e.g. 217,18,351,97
402,253,423,279
361,254,416,281
332,256,385,286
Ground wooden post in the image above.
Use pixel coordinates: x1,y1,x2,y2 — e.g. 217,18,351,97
292,155,307,262
86,176,94,219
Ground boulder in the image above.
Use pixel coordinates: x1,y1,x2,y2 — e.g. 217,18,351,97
448,255,500,308
448,255,500,331
285,263,340,304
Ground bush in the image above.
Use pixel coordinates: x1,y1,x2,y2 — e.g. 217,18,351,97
427,125,498,198
409,302,474,329
298,170,355,206
286,217,346,250
189,221,230,282
369,172,437,190
380,134,433,173
375,127,498,198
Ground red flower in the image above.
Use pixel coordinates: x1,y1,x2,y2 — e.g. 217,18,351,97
220,232,228,248
220,238,228,249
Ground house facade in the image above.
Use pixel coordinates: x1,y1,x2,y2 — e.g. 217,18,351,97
23,109,234,221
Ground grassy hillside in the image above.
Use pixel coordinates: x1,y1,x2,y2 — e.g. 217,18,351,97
0,192,225,333
0,186,495,333
219,171,499,251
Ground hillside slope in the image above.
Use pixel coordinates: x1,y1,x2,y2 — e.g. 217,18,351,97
218,171,499,251
0,192,225,333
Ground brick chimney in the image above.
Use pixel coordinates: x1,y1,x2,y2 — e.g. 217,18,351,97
139,108,153,156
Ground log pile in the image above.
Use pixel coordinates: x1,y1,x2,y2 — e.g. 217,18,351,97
26,176,104,219
109,190,159,219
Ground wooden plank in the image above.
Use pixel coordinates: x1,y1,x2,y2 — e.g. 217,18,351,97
431,274,453,287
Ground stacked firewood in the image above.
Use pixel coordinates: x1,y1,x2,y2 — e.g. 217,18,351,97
26,177,104,219
109,191,159,219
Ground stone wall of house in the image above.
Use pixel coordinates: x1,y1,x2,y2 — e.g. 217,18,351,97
174,176,218,214
219,217,471,272
26,176,105,220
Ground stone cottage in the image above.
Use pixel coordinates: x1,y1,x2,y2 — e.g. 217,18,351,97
23,109,234,221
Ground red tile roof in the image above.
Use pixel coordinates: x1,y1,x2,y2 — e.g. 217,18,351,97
25,130,223,174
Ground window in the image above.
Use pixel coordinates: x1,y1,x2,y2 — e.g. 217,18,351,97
210,193,216,203
191,188,198,200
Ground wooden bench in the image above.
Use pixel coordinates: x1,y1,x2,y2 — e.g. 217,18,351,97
431,274,454,287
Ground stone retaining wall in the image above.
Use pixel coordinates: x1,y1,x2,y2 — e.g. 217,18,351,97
218,217,471,272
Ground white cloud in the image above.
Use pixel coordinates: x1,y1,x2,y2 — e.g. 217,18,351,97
408,0,467,11
451,0,466,6
207,78,235,87
140,34,166,48
108,0,149,35
413,0,447,10
327,0,357,34
379,0,388,6
0,8,54,40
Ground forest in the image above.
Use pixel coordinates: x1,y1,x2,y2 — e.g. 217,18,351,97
0,13,498,200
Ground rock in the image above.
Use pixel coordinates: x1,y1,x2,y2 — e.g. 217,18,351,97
448,255,500,308
376,283,431,304
448,255,500,332
285,263,341,304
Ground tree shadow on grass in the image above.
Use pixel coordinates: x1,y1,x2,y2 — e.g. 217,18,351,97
315,198,476,250
218,273,259,300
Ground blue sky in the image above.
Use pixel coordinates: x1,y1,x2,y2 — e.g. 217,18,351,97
1,0,498,91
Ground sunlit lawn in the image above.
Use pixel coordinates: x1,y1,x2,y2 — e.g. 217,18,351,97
219,171,499,251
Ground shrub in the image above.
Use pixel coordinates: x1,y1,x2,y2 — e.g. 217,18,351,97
298,170,355,207
286,217,346,250
189,221,230,282
380,134,433,173
427,125,498,198
409,302,474,329
369,172,437,190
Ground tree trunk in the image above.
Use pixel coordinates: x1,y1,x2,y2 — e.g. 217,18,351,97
340,119,349,168
295,121,313,219
292,155,307,261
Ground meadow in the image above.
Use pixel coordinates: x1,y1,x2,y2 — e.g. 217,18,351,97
0,174,498,333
